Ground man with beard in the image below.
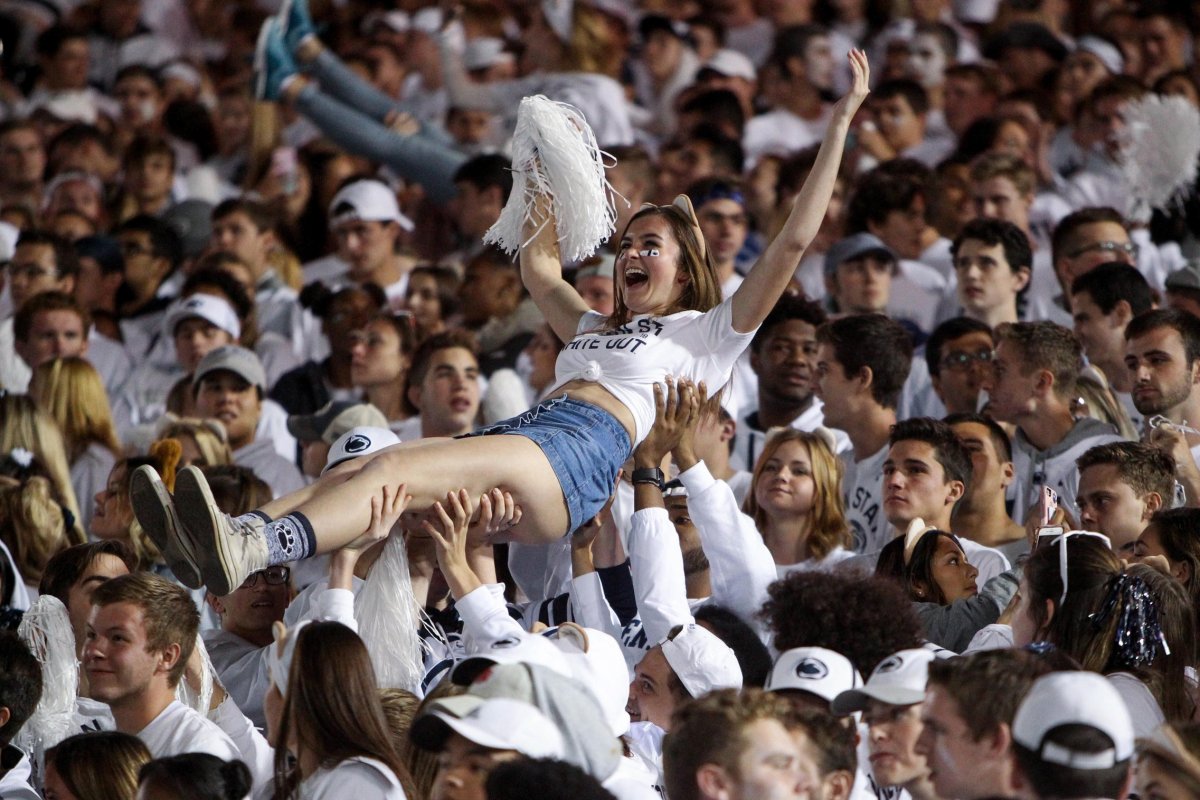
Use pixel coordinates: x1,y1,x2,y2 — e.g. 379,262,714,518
1125,308,1200,504
732,293,848,472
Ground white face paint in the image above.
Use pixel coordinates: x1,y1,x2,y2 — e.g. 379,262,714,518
907,33,949,89
638,249,660,257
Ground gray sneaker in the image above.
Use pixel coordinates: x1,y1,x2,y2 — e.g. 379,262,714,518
129,466,203,588
174,465,269,596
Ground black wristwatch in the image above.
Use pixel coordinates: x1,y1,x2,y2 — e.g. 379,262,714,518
632,467,665,489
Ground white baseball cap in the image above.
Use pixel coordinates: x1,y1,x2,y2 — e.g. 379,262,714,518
831,648,934,715
701,49,757,82
451,630,572,685
551,624,631,737
165,294,241,340
1012,672,1134,769
329,179,414,231
410,697,566,758
766,647,863,704
322,426,400,474
661,623,743,698
464,37,513,71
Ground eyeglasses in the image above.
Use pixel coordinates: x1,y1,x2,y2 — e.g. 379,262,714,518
239,565,290,589
940,349,994,371
1035,529,1112,607
1066,240,1138,260
5,263,58,281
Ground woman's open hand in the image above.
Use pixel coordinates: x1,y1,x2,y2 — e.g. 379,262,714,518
832,49,871,124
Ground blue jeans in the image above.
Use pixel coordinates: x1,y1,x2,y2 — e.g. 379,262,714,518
463,395,631,534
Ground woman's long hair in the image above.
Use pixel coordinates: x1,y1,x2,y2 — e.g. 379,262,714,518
0,476,66,586
46,730,152,800
1027,538,1192,722
1125,563,1197,724
1145,507,1200,643
743,429,848,561
0,392,84,542
31,357,121,462
273,622,417,800
604,204,723,329
876,529,964,605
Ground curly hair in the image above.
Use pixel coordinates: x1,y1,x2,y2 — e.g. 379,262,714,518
759,571,924,675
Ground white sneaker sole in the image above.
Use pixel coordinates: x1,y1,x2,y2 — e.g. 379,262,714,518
129,466,203,588
175,465,242,597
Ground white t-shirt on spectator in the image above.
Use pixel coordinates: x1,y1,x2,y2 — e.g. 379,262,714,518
137,699,240,759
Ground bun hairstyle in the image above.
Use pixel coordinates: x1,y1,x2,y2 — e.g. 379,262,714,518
138,753,253,800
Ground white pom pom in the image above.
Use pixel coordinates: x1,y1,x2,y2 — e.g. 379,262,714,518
1119,94,1200,215
484,95,623,263
16,597,78,760
355,532,433,693
175,633,214,713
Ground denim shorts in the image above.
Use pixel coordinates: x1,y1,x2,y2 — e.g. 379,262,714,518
462,395,631,534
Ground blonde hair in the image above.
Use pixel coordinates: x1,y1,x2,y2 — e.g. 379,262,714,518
30,357,121,463
565,4,623,77
0,393,84,543
1075,368,1138,440
0,476,67,585
157,417,233,467
744,429,849,560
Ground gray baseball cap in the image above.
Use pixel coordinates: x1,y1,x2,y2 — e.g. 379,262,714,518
288,400,389,444
192,345,266,391
824,233,897,276
1165,260,1200,292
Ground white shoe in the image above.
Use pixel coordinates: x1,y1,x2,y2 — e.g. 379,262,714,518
174,465,269,596
129,466,203,588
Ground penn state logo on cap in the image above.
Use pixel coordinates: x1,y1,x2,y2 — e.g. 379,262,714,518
876,654,904,673
343,433,372,454
794,657,829,680
183,297,203,309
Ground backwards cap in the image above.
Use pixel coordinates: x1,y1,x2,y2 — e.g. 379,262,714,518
1012,671,1134,769
329,179,414,232
661,623,743,698
410,697,566,758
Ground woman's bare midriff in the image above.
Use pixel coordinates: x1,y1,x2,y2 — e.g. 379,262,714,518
556,380,638,445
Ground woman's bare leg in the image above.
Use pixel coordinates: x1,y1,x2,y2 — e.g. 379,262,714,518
176,434,575,594
295,436,571,550
257,436,451,519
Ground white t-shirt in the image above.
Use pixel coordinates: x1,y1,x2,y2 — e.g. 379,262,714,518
137,699,240,759
731,398,851,472
842,444,890,554
1108,672,1165,739
553,297,756,445
887,259,947,334
299,756,408,799
743,106,832,167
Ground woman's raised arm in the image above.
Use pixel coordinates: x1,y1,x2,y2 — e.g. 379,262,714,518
730,50,871,333
518,197,594,342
